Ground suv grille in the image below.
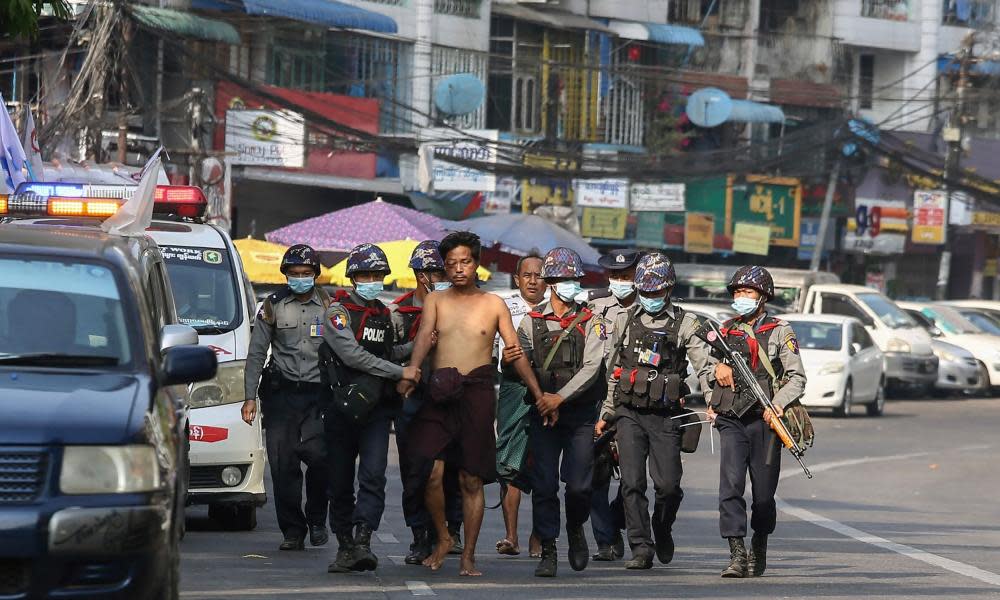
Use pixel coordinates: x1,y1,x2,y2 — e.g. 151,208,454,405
0,560,29,594
0,452,47,504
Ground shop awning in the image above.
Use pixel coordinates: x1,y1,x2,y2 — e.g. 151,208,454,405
937,54,1000,76
607,20,705,47
131,5,241,45
192,0,397,34
492,3,614,33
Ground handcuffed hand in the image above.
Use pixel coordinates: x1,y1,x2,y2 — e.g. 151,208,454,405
241,399,257,426
715,363,735,390
537,392,564,416
501,344,524,365
705,406,717,424
543,409,559,427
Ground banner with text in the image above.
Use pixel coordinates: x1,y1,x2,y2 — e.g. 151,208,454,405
630,182,685,212
581,207,628,239
427,129,499,192
912,190,947,245
727,176,801,247
575,178,629,209
733,222,771,255
684,213,715,254
225,110,305,167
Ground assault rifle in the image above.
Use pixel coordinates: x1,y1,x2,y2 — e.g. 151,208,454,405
701,320,813,479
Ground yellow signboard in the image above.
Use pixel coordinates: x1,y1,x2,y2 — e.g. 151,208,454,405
521,154,575,213
684,213,715,254
733,222,771,256
973,211,1000,228
911,190,947,245
581,207,627,239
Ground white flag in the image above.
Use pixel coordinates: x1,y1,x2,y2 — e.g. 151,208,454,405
21,106,44,182
0,93,29,194
101,147,163,236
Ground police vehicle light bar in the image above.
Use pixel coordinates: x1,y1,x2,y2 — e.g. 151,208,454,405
7,182,208,219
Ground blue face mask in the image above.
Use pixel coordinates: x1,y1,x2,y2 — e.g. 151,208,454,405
732,296,760,316
287,276,315,295
609,280,635,300
355,281,384,301
639,294,666,314
433,281,453,292
553,281,582,302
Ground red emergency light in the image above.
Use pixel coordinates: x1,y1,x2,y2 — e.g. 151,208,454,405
153,185,208,219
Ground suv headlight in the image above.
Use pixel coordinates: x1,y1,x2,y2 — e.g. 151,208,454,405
61,446,161,494
819,362,845,375
189,360,245,409
886,338,911,353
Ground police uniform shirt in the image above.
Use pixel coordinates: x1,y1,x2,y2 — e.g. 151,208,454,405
588,294,633,360
322,290,409,380
704,313,806,409
600,302,711,420
495,291,538,373
244,287,331,400
515,300,604,402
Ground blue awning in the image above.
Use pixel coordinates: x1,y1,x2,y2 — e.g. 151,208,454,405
192,0,397,34
938,54,1000,76
607,20,704,47
729,99,786,123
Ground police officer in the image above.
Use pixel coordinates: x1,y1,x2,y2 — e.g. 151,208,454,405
512,247,605,577
389,240,464,565
594,252,711,570
587,249,642,561
321,243,420,573
242,244,331,551
705,266,806,578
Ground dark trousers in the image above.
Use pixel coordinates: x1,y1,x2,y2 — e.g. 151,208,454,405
529,405,596,543
394,395,462,530
591,481,626,546
616,404,683,555
263,388,329,540
326,404,393,534
716,413,781,538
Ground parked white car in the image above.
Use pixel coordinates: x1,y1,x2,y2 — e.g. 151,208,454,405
940,300,1000,335
781,314,886,417
898,301,1000,390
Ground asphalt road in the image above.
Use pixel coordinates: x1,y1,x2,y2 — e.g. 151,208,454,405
180,396,1000,599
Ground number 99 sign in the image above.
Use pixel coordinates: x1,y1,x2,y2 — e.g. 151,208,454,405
855,205,882,237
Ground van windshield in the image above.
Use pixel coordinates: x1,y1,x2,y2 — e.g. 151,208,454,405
161,245,240,333
857,293,916,329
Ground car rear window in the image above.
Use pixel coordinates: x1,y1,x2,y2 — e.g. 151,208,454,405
788,321,843,351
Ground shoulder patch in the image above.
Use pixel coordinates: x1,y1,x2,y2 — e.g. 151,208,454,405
785,333,800,354
328,306,350,331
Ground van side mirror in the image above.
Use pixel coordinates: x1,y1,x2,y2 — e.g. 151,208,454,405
850,342,862,356
162,345,218,386
161,324,199,353
929,326,943,338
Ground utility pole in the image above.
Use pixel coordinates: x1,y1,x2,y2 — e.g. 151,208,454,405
937,33,973,300
810,158,841,272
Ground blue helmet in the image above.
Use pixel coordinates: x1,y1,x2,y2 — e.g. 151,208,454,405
280,244,321,277
727,265,774,300
409,240,445,271
541,247,584,279
346,243,391,276
634,252,676,293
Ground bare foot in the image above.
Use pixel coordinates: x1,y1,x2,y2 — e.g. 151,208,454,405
528,532,542,558
422,537,454,570
459,556,482,576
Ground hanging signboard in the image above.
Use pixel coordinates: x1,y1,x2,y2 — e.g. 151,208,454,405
581,207,628,239
426,129,499,192
843,198,908,255
521,154,574,213
727,176,801,247
912,190,947,245
225,110,305,168
575,178,629,209
733,222,771,255
684,213,715,254
636,212,668,248
484,177,517,214
630,183,685,212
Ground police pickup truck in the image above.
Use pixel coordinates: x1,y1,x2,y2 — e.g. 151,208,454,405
0,194,217,598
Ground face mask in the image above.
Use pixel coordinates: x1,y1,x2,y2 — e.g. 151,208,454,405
433,281,453,292
639,294,666,314
287,276,314,295
608,280,635,300
553,281,582,302
355,281,384,301
732,296,760,316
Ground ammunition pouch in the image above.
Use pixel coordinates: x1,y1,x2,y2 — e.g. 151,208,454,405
676,408,703,453
615,370,687,411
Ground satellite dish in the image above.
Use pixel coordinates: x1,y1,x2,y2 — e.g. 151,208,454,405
685,87,733,128
434,74,486,116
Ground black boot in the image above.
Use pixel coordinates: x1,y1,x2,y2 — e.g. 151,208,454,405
327,533,356,573
279,535,304,551
721,537,748,578
405,528,431,565
567,524,589,572
534,540,558,577
310,524,329,547
592,545,615,561
351,524,379,572
748,533,767,577
612,530,625,560
653,524,674,565
448,523,463,555
624,551,653,570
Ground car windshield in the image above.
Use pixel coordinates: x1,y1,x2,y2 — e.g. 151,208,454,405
788,321,843,351
0,256,131,365
857,293,916,329
959,310,1000,335
925,305,982,335
161,245,240,332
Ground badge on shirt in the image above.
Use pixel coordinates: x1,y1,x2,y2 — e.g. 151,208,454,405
785,334,799,355
310,324,324,337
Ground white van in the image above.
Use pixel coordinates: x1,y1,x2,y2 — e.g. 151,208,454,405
801,284,937,392
145,186,265,530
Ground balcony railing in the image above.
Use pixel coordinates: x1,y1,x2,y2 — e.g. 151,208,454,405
942,0,995,26
755,34,850,85
861,0,910,20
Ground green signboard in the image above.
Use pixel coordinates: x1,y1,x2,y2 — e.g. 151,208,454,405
686,178,728,236
635,212,667,248
727,176,801,247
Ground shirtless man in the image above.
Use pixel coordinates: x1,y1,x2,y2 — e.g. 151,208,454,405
400,231,545,576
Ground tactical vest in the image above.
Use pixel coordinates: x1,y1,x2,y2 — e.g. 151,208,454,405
392,290,422,342
319,290,395,392
711,316,783,416
528,305,606,411
614,309,689,411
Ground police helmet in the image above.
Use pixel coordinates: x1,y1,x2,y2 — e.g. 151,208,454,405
280,244,321,277
541,247,585,280
634,252,676,293
408,240,445,271
346,243,391,276
727,265,774,300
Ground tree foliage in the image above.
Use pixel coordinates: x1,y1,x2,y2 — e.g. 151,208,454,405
1,0,73,39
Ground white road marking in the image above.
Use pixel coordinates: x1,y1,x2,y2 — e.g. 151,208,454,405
777,445,1000,587
376,532,399,544
406,581,436,596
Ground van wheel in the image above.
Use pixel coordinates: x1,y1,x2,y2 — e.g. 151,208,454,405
209,503,257,531
867,379,886,417
833,380,853,418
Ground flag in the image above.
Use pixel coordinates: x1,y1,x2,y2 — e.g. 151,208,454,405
21,106,44,182
0,93,29,194
101,147,163,236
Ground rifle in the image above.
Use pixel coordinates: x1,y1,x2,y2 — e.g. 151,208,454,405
701,320,813,479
